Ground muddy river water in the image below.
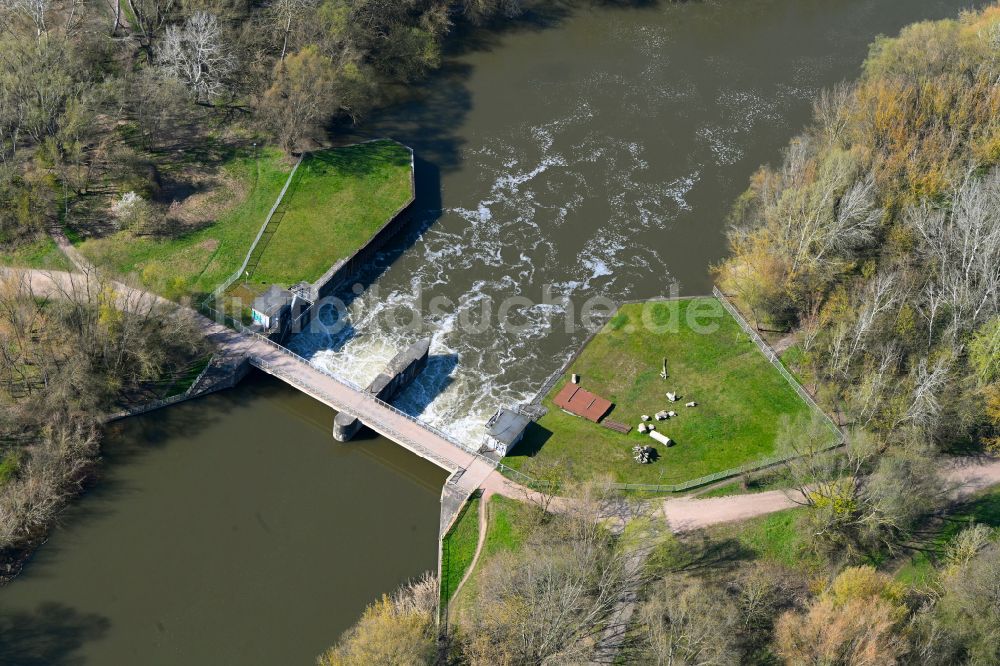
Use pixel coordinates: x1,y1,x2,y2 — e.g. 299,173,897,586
1,1,980,663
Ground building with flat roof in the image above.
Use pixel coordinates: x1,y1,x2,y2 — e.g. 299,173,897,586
482,407,532,457
251,285,294,331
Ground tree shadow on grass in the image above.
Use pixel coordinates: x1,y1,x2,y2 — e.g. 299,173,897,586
649,532,757,575
0,602,110,666
306,141,412,179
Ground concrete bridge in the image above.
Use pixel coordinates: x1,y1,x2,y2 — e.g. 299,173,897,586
7,268,496,533
188,309,498,534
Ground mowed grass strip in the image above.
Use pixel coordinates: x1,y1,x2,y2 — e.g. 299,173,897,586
251,140,413,286
78,147,293,299
441,495,481,604
503,298,823,485
450,496,532,616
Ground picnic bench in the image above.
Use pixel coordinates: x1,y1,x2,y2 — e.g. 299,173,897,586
601,419,632,434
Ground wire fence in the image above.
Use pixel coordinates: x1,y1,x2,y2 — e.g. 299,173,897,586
205,153,306,303
712,286,843,444
105,353,218,422
495,439,842,493
496,289,846,494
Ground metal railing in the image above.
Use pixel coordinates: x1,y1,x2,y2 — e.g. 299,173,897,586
250,355,467,471
205,153,306,303
712,287,843,444
105,353,218,422
199,302,492,471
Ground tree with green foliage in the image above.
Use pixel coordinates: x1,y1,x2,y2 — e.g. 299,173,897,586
261,45,340,153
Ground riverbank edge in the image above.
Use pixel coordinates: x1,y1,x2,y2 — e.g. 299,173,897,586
0,355,252,585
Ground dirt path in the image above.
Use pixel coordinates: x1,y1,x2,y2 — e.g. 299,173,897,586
481,456,1000,533
49,226,93,273
450,491,491,603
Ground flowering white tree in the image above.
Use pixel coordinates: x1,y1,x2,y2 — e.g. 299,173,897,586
157,11,234,103
112,191,150,231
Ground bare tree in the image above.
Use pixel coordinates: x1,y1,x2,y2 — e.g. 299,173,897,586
2,0,50,36
157,11,234,103
460,500,648,664
909,170,1000,339
638,575,741,665
266,0,316,60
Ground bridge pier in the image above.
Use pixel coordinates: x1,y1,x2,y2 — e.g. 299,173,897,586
332,337,431,441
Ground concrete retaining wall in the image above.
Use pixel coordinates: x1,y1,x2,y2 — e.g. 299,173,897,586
333,337,431,441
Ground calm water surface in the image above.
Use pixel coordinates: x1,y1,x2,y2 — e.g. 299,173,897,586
3,1,985,663
0,376,445,665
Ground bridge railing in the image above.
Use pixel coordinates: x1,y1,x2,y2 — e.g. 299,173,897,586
251,354,467,472
200,303,490,468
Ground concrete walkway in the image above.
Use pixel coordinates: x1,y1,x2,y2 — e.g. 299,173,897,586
5,267,495,523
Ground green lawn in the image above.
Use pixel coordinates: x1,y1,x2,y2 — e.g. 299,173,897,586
441,495,481,604
503,299,828,486
451,496,533,615
697,505,823,574
895,485,1000,586
0,235,72,271
76,140,412,300
77,147,294,300
250,140,413,286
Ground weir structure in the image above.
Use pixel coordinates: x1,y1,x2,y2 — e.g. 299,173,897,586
333,337,432,442
201,319,495,535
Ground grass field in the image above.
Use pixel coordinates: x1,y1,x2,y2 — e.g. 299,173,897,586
502,298,829,486
451,496,532,615
77,146,293,300
250,140,413,286
0,235,72,271
440,495,481,604
895,485,1000,586
75,140,412,301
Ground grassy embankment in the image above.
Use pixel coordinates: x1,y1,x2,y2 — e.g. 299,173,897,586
77,146,293,300
0,235,72,271
250,140,412,286
503,298,828,486
450,496,533,615
440,494,481,604
76,140,412,301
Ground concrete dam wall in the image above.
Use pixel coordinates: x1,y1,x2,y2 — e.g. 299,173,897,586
333,337,431,441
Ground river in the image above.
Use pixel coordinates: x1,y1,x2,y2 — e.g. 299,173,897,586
2,0,981,664
290,0,981,449
0,376,446,665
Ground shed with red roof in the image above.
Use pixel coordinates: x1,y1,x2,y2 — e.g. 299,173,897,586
553,383,612,422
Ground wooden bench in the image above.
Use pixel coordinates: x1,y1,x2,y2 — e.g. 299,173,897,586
601,419,632,434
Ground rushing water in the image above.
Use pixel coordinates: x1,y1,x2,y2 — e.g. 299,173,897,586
291,0,981,449
0,376,446,665
2,2,985,663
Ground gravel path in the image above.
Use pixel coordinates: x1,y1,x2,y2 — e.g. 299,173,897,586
482,456,1000,533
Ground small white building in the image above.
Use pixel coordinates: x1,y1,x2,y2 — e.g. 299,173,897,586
251,285,294,331
482,407,532,457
